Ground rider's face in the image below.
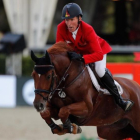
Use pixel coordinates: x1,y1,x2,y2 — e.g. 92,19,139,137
65,17,81,32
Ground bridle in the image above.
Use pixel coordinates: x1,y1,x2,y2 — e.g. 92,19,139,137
34,61,86,101
34,65,56,100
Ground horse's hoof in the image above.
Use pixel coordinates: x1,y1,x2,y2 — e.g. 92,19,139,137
71,123,82,134
52,124,65,135
77,125,82,133
54,123,82,135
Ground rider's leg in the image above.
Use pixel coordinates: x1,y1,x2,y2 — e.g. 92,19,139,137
95,54,133,111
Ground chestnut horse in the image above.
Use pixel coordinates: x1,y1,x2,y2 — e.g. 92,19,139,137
31,42,140,140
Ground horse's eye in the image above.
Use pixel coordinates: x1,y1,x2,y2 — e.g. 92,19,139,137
47,75,51,80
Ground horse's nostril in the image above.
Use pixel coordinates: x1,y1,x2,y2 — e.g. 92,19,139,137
39,103,44,111
34,102,45,112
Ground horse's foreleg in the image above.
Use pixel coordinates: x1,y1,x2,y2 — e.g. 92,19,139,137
58,101,88,122
58,101,88,134
40,108,63,135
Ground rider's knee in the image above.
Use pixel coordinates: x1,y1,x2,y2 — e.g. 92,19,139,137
95,65,106,78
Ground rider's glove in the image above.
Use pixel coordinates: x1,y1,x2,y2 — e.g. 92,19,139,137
67,52,84,62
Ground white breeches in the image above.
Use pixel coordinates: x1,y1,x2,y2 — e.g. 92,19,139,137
95,54,106,78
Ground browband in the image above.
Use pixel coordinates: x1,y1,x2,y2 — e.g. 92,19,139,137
34,65,54,74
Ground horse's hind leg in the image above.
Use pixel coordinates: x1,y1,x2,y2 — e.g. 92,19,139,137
58,101,88,134
97,123,140,140
124,124,140,140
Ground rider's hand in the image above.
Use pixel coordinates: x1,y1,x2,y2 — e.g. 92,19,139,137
67,52,84,62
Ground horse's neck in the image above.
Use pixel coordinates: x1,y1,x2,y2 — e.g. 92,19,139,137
50,54,70,77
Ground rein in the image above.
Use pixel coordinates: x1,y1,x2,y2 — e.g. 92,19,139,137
49,62,86,99
34,61,86,101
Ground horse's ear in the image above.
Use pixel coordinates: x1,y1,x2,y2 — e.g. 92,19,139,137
45,51,52,64
31,50,38,62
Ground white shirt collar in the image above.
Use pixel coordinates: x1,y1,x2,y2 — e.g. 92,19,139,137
72,25,79,35
72,25,80,40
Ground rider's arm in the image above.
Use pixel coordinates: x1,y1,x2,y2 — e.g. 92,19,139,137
82,27,103,64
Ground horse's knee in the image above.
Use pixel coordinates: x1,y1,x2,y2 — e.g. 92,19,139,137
40,109,51,120
58,107,70,119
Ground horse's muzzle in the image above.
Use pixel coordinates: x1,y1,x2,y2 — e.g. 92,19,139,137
34,101,46,112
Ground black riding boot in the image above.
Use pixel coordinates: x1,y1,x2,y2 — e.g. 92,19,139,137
100,69,134,111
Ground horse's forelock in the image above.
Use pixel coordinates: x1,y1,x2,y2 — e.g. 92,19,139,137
47,41,74,54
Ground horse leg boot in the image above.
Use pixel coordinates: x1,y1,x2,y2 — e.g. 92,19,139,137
58,102,88,134
40,109,63,135
100,69,134,111
57,118,81,134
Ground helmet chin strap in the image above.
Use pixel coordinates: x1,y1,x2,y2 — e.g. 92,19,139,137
78,19,81,24
77,16,81,28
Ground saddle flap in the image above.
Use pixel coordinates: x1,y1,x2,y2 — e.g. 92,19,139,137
86,65,123,95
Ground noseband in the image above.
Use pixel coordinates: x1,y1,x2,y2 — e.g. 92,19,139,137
34,62,86,101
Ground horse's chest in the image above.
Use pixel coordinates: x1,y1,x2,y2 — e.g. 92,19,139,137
51,96,73,108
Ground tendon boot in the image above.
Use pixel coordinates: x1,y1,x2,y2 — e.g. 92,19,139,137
100,69,134,111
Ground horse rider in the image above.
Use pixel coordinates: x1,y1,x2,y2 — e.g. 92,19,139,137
56,3,133,111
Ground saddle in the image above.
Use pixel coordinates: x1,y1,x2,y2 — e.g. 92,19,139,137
88,63,123,95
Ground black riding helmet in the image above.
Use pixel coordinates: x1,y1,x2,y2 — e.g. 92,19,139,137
61,3,83,19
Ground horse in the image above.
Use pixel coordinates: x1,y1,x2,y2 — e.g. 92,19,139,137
31,41,140,140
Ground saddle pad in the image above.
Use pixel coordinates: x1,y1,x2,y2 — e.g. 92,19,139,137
86,65,123,95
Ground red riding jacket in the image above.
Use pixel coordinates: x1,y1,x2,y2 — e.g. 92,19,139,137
56,20,112,64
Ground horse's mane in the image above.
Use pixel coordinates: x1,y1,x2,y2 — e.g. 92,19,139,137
47,41,74,54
